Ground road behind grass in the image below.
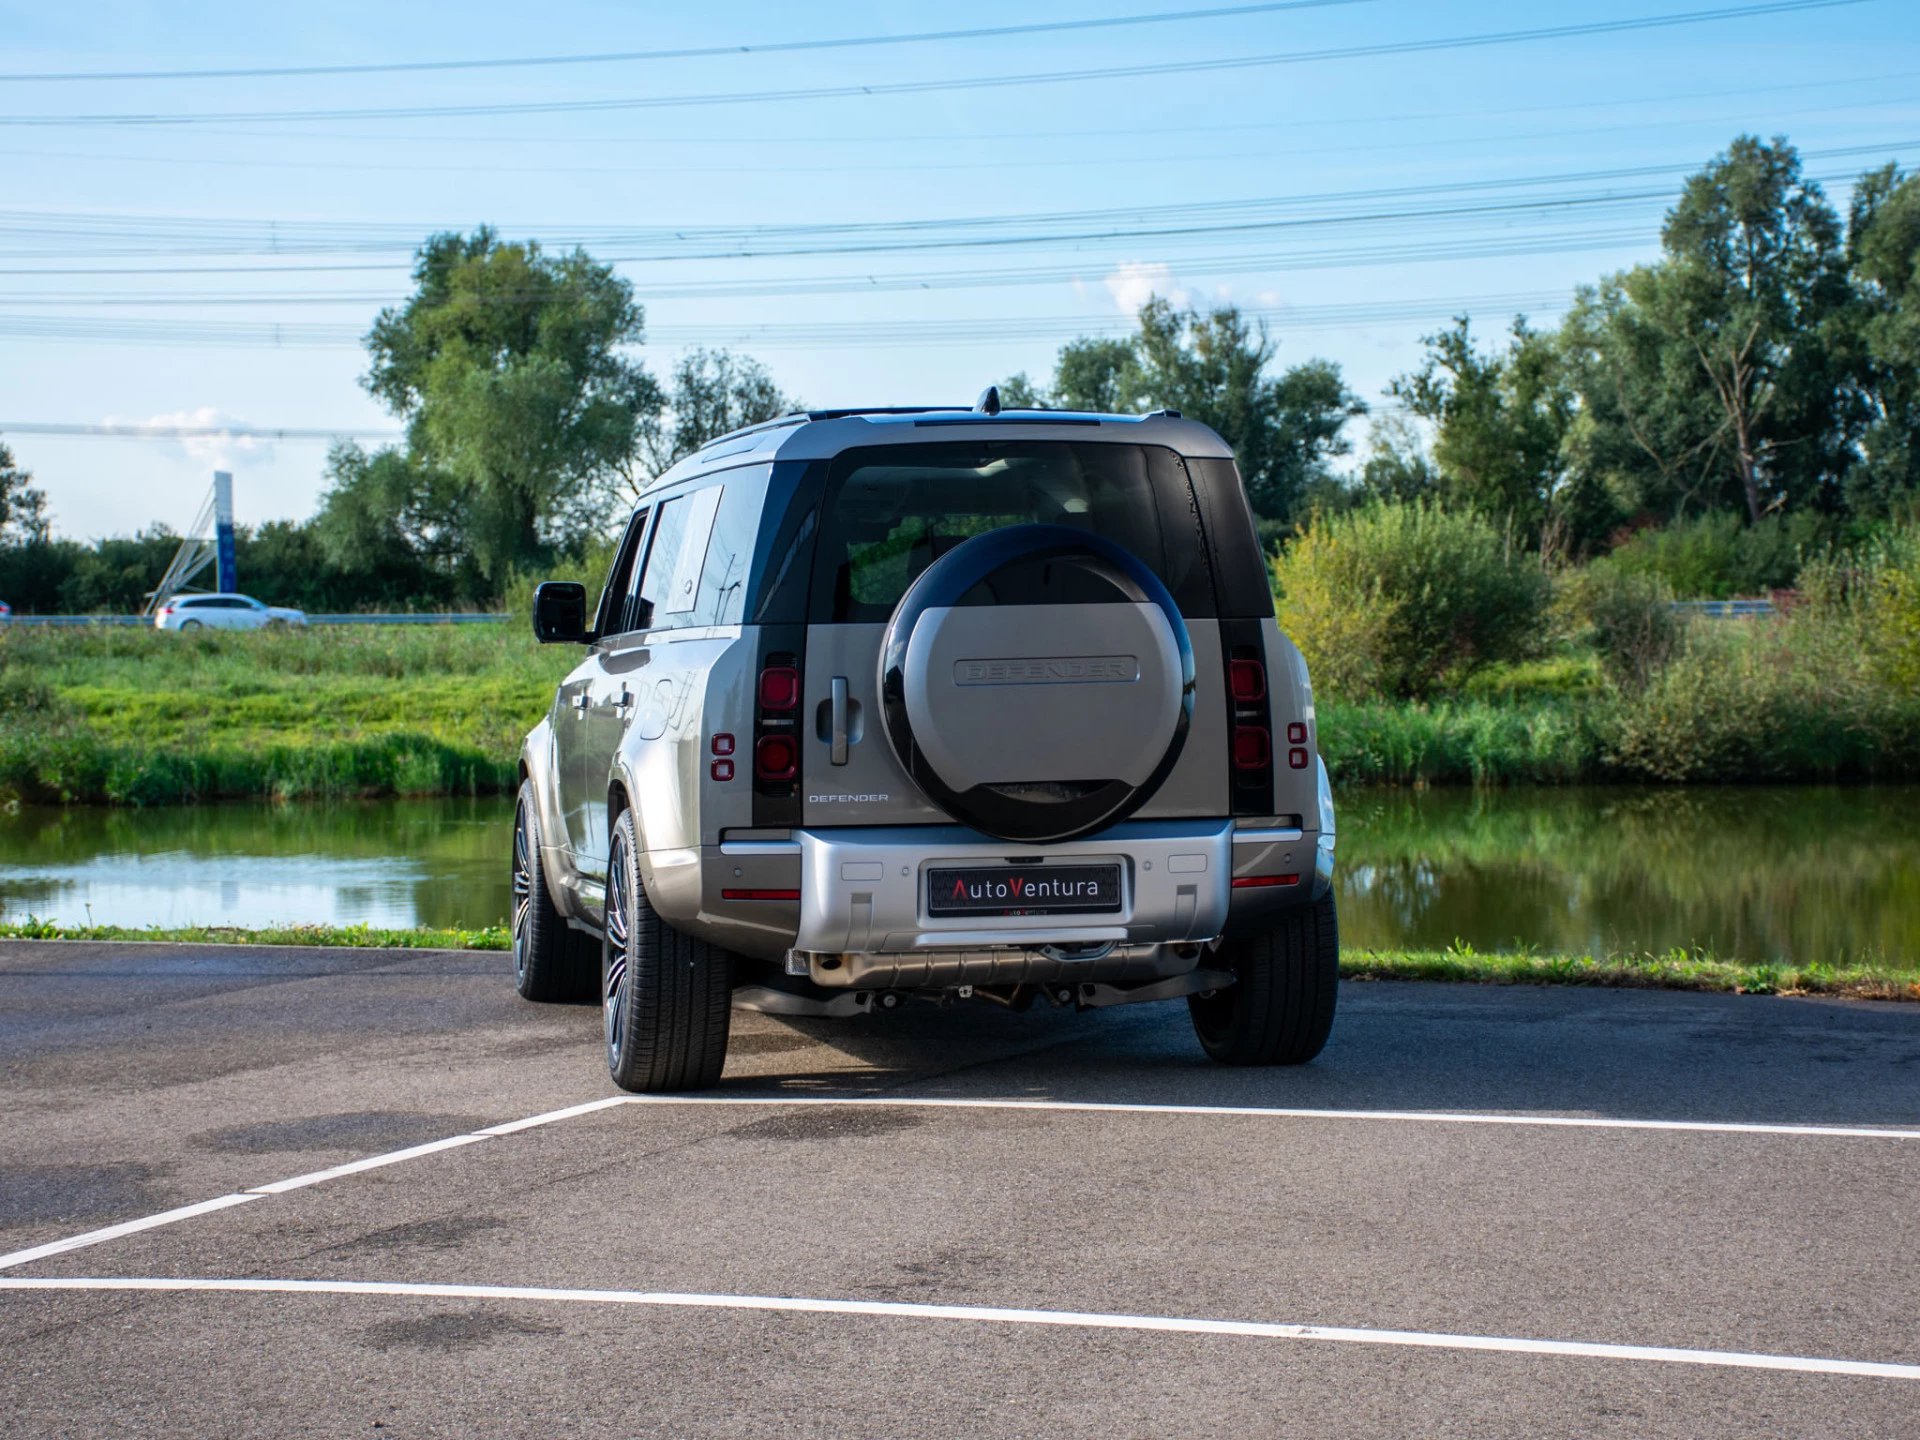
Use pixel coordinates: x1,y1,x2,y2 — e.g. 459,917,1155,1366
3,939,1919,1438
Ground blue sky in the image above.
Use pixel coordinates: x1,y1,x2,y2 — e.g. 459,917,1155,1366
2,0,1915,540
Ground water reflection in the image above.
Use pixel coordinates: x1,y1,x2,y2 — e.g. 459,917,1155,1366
1337,786,1920,968
0,799,510,931
0,787,1914,969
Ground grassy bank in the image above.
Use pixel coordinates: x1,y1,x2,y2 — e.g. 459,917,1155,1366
3,921,1912,1001
3,617,1917,805
0,623,565,804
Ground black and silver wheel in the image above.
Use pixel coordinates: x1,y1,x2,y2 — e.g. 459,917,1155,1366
1189,892,1339,1065
178,619,202,631
603,807,732,1093
510,779,595,1002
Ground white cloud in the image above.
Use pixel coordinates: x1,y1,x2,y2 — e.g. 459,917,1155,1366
1256,289,1282,308
1102,261,1188,316
106,406,278,470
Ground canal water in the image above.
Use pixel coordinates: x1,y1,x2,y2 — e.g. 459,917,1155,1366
1,787,1914,968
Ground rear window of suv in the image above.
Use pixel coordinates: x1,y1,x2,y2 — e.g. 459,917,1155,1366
810,441,1214,622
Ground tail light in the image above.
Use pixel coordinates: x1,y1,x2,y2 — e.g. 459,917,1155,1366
754,653,803,797
759,665,800,712
1232,725,1270,771
1232,873,1301,889
748,641,802,821
1226,645,1272,792
754,733,798,782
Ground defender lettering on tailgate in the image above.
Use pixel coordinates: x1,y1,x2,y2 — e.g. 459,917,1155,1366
952,656,1140,686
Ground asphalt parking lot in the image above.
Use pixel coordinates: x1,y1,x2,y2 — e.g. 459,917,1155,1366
3,939,1919,1438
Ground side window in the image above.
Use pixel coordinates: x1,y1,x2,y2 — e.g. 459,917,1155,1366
636,486,723,630
701,469,773,625
593,508,650,637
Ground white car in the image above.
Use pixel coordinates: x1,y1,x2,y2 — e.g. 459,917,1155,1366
154,593,307,632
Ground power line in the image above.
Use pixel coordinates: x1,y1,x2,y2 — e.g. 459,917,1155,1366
0,291,1584,353
3,93,1910,182
146,67,1920,150
1,152,1906,266
0,1,1373,84
0,420,399,440
0,1,1871,128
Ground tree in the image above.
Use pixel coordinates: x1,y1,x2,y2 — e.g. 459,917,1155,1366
630,348,795,490
0,442,48,546
1565,137,1861,524
1049,336,1142,413
1844,163,1920,512
1389,316,1603,549
359,227,662,588
1007,299,1364,522
1355,415,1440,505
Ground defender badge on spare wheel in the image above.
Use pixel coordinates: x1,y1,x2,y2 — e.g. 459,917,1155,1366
514,389,1339,1092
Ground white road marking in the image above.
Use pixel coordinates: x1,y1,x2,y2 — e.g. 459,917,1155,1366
3,1275,1917,1381
3,1090,1914,1275
619,1095,1920,1141
246,1134,491,1195
473,1095,633,1136
0,1195,261,1271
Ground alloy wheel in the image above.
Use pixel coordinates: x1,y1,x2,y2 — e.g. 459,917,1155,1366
510,799,534,986
604,827,632,1070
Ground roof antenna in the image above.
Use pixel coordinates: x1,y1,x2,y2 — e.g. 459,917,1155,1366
974,385,1002,416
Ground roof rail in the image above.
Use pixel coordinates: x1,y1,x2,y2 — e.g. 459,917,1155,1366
803,405,970,421
690,411,810,454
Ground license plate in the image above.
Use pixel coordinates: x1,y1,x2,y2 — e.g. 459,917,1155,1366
926,863,1123,917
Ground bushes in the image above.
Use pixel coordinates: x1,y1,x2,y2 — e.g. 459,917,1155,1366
1554,561,1681,688
1601,608,1920,782
1603,511,1826,598
1272,502,1550,699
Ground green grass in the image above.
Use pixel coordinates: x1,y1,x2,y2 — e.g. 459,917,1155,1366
0,623,568,804
4,616,1917,805
4,921,1912,1001
0,918,511,950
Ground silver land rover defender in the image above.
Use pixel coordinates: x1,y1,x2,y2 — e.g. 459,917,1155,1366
514,391,1338,1093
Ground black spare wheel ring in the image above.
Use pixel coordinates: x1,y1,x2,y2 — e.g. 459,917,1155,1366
878,523,1196,844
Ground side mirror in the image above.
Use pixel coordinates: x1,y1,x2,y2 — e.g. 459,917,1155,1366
532,581,590,644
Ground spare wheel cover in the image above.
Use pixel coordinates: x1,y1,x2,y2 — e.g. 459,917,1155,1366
878,523,1195,844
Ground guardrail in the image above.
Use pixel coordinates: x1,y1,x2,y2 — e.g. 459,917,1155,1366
1672,599,1778,619
2,613,511,627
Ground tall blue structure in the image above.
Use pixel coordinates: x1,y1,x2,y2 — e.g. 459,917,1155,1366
144,471,240,615
213,470,237,594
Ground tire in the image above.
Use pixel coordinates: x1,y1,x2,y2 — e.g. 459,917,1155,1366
1188,892,1339,1066
178,619,202,631
510,780,596,1002
603,807,732,1093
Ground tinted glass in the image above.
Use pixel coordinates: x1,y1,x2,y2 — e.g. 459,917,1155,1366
635,485,723,631
701,470,772,626
810,442,1212,623
594,508,649,636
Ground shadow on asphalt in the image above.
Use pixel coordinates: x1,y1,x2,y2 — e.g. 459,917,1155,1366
718,981,1920,1130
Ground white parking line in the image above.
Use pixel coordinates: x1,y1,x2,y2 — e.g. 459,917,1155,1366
0,1096,631,1271
247,1135,490,1195
620,1095,1920,1141
3,1275,1917,1382
0,1195,263,1271
2,1092,1914,1274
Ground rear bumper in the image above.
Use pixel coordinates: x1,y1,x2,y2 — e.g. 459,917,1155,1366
790,820,1235,958
658,815,1331,970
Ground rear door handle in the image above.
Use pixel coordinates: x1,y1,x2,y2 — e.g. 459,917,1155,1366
830,676,850,765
